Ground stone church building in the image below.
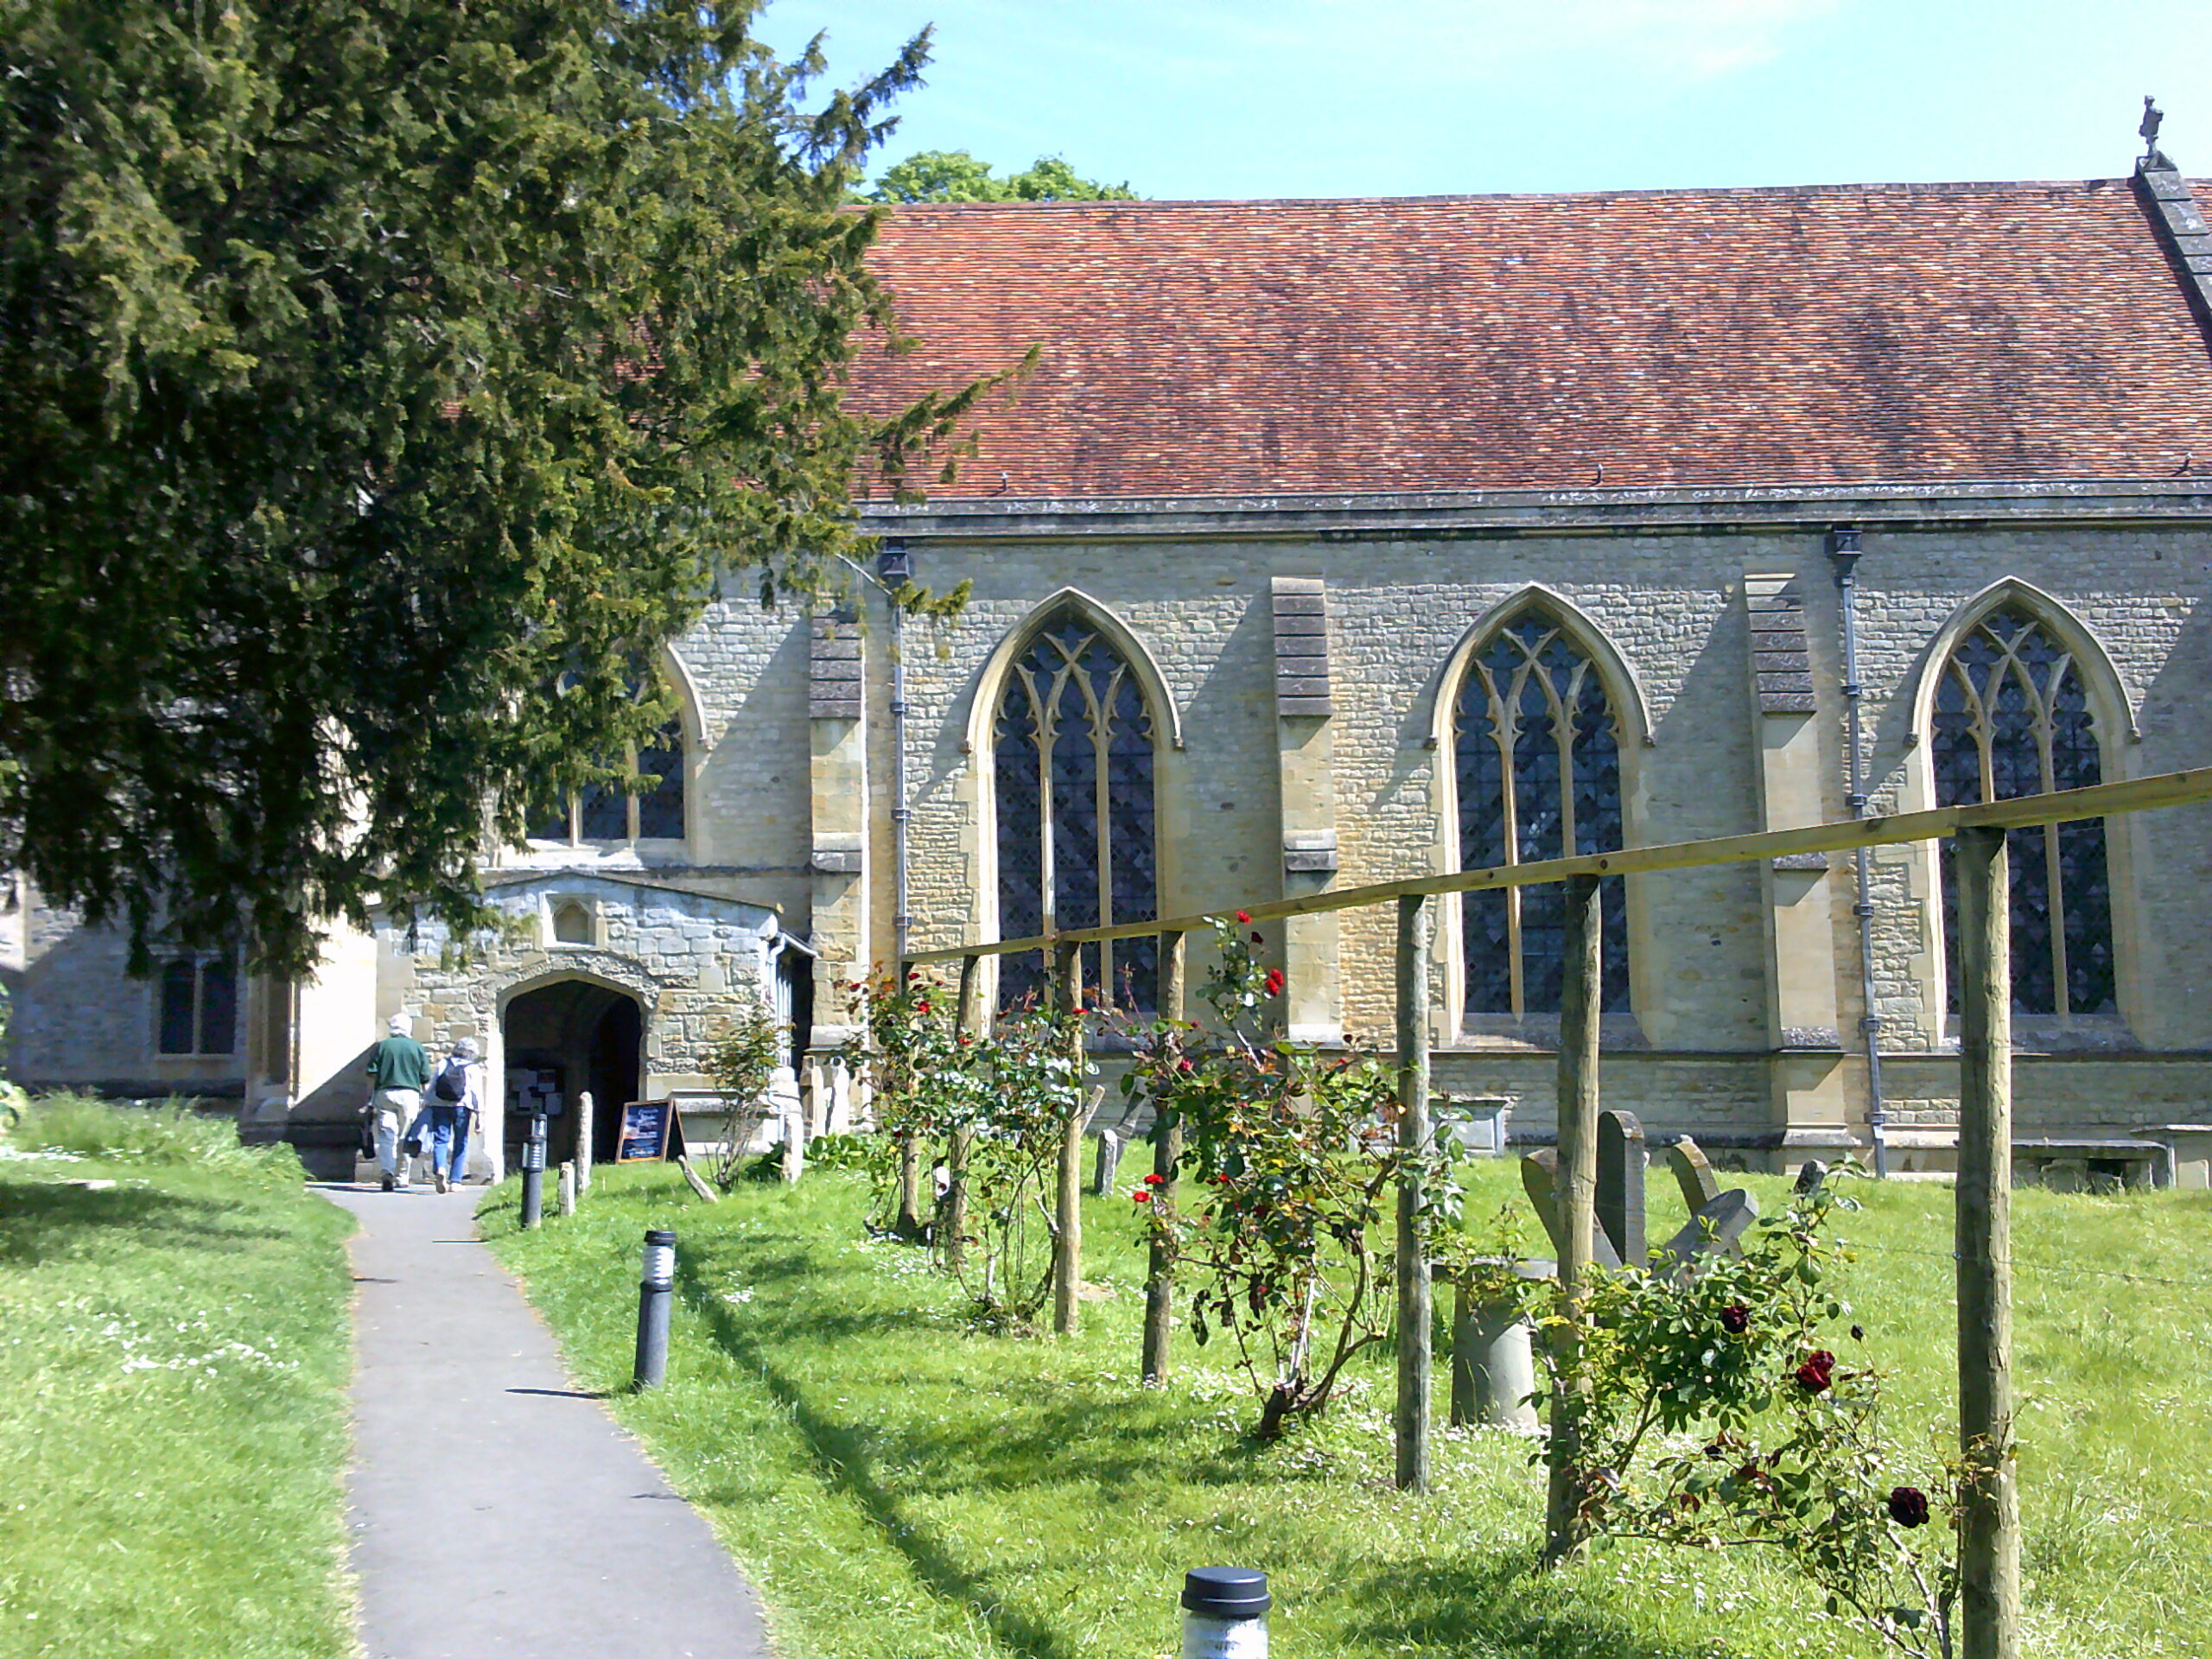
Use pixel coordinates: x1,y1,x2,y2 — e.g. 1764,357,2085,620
10,150,2212,1180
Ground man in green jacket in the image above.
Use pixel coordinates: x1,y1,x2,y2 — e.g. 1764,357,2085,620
365,1014,431,1192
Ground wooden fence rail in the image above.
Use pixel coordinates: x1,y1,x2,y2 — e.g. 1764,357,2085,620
889,766,2212,1649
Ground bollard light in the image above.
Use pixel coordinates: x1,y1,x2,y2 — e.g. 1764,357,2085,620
633,1227,676,1391
520,1110,549,1230
1181,1566,1268,1659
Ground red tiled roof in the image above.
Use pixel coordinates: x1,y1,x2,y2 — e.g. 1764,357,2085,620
849,180,2212,499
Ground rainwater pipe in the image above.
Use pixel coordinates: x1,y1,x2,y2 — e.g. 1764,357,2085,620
1827,526,1889,1179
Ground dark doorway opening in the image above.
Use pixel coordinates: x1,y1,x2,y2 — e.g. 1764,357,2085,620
501,979,644,1168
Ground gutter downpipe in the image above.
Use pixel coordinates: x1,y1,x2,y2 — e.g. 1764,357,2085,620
1828,526,1888,1179
879,539,913,968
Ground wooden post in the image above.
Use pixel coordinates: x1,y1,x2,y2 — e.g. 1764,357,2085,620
575,1090,594,1194
1545,873,1604,1564
1051,941,1084,1337
944,954,982,1276
1394,893,1433,1492
1955,827,2021,1659
1142,929,1188,1384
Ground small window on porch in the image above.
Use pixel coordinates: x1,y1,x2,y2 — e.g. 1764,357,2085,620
551,902,593,946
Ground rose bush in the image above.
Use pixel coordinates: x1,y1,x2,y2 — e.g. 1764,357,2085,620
1122,916,1457,1438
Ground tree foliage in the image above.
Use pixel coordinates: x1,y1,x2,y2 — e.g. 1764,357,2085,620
0,1,1000,971
868,149,1138,203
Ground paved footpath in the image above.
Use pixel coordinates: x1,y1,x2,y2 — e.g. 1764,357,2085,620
321,1184,775,1659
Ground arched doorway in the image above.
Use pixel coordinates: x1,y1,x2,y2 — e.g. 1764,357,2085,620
500,978,645,1167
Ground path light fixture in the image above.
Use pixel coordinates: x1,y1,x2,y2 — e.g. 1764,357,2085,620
1180,1566,1268,1658
633,1228,676,1391
520,1109,549,1230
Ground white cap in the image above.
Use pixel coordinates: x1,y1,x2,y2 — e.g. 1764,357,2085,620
387,1014,411,1036
454,1037,480,1061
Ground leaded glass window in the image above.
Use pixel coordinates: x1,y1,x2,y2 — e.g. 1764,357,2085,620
995,616,1158,1012
157,955,238,1056
1453,615,1629,1017
1931,607,2114,1016
527,715,685,844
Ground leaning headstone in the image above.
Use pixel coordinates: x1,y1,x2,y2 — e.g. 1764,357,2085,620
1597,1109,1647,1268
1794,1158,1828,1194
1658,1187,1759,1274
1092,1128,1124,1196
1666,1135,1722,1214
1519,1149,1623,1271
1450,1260,1548,1433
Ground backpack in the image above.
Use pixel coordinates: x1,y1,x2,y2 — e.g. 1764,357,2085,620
430,1058,468,1103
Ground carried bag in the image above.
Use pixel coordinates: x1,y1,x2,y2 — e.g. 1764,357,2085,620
430,1058,468,1103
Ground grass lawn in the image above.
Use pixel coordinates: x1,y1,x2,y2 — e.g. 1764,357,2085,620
484,1156,2212,1659
0,1099,358,1659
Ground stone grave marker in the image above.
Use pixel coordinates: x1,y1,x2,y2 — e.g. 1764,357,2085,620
1657,1187,1760,1275
1597,1109,1646,1267
1519,1148,1623,1270
1666,1135,1721,1213
1091,1127,1124,1196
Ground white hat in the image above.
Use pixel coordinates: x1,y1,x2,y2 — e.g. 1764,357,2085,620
454,1037,480,1060
387,1014,411,1036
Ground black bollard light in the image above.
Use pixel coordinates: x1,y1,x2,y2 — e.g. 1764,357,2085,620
520,1109,549,1230
633,1228,676,1391
1180,1566,1268,1658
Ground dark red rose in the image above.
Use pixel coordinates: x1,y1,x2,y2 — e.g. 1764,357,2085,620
915,1001,930,1014
1850,1325,1866,1343
1263,968,1286,996
1887,1485,1929,1529
1719,1303,1750,1334
1795,1350,1836,1393
1176,1058,1194,1073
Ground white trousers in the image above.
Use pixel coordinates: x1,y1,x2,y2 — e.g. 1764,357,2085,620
372,1088,423,1185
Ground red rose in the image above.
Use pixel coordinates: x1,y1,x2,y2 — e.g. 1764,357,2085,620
1176,1058,1194,1074
1131,1189,1152,1203
1886,1486,1929,1529
1250,931,1265,944
915,1001,930,1013
1143,1173,1165,1185
1263,968,1286,996
1719,1303,1750,1334
1794,1350,1836,1393
1235,910,1251,925
1216,1173,1232,1184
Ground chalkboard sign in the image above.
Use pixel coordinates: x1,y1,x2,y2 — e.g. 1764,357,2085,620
614,1100,683,1163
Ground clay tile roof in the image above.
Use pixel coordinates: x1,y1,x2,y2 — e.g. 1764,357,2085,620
849,179,2212,499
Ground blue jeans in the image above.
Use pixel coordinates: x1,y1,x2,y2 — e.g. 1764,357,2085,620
405,1103,472,1185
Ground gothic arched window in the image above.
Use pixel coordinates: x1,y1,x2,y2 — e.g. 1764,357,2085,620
994,614,1158,1013
1931,607,2114,1017
527,675,686,844
1453,613,1630,1017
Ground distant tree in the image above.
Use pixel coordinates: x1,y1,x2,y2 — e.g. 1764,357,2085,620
870,149,1139,203
0,3,1002,974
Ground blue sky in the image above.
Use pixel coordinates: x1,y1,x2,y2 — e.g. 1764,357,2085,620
754,0,2212,199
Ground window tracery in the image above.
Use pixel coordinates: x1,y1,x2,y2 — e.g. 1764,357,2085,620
994,615,1158,1012
1931,606,2114,1016
158,954,238,1056
1452,613,1629,1017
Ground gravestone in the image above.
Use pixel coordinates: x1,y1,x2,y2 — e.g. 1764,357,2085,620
1657,1187,1759,1274
1794,1158,1828,1194
1666,1135,1721,1213
1597,1109,1646,1267
1518,1149,1623,1270
1091,1128,1124,1196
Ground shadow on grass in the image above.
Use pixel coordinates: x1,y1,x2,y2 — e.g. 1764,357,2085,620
0,1177,294,1267
1330,1553,1702,1659
677,1251,1095,1659
671,1226,1717,1659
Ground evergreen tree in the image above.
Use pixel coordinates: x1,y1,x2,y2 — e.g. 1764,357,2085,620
0,2,995,970
871,149,1139,203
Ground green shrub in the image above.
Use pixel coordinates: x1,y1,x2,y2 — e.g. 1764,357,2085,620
8,1093,302,1179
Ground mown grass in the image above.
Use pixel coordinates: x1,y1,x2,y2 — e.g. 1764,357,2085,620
0,1096,358,1659
484,1157,2212,1659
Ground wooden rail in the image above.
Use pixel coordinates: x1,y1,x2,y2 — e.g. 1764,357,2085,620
903,766,2212,965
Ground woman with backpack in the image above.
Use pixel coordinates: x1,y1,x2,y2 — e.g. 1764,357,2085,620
409,1036,484,1194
